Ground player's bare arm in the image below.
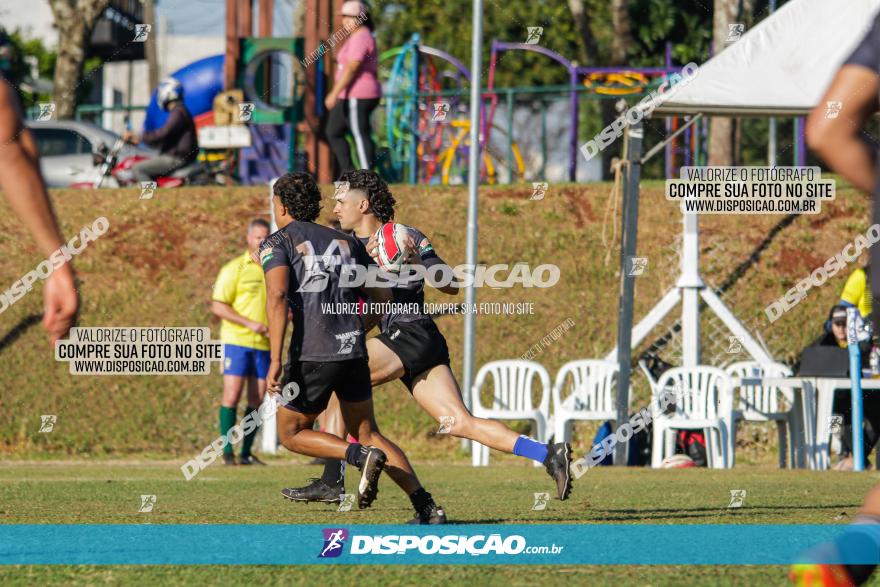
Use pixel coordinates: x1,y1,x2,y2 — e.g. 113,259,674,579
0,80,78,343
806,64,879,196
264,265,289,393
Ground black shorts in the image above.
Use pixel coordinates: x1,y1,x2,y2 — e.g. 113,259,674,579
281,358,372,414
376,319,451,392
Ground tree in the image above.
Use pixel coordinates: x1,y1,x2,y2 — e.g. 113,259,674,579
567,0,624,179
372,0,582,88
2,29,57,108
142,0,158,92
708,0,738,166
610,0,633,64
566,0,600,65
48,0,111,119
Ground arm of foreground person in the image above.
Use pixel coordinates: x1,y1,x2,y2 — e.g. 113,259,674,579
0,81,78,343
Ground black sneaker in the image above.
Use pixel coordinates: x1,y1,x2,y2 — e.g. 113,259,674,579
223,453,237,466
239,454,267,466
357,446,386,509
281,478,345,504
543,442,572,501
408,502,448,525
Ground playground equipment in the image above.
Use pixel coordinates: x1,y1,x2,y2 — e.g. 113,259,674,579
381,35,707,185
381,34,531,184
380,33,500,184
485,40,705,182
236,36,304,184
436,119,525,185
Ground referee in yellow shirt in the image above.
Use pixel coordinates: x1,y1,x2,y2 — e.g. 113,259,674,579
211,219,271,466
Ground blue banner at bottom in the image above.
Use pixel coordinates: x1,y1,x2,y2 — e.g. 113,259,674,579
0,524,878,565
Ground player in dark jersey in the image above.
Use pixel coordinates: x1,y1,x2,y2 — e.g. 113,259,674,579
261,172,446,521
283,170,572,515
807,13,880,331
795,13,880,587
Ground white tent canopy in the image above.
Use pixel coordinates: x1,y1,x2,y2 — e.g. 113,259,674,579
655,0,880,117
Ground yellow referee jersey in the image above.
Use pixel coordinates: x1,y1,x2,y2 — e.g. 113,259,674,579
212,250,269,350
840,267,873,318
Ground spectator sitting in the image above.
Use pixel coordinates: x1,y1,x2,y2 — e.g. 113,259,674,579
809,305,863,349
807,305,880,470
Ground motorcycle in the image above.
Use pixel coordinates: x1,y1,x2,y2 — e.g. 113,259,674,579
72,138,237,189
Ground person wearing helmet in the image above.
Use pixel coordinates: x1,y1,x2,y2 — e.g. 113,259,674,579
123,77,197,182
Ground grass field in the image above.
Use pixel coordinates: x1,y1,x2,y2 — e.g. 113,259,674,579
0,180,874,460
2,460,880,584
2,181,878,584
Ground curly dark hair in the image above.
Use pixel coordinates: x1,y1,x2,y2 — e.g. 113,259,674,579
273,172,321,222
339,169,395,223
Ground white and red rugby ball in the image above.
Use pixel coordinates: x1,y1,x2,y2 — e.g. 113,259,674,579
660,454,696,469
373,222,411,272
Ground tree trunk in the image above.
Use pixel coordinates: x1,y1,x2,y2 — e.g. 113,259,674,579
48,0,112,119
568,0,632,180
610,0,633,65
566,0,598,65
143,0,159,92
603,0,633,176
709,0,738,166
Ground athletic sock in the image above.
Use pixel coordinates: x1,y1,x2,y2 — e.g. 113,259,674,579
409,487,434,511
240,405,259,458
219,406,237,456
321,459,346,486
513,435,549,464
345,443,369,469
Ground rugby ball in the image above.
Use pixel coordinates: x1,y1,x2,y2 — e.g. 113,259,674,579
373,223,410,273
660,454,696,469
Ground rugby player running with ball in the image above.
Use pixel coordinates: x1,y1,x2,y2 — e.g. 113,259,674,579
261,172,446,521
282,170,573,518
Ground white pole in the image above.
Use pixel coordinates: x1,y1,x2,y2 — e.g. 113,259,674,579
768,118,777,166
678,213,704,367
461,0,484,451
768,0,777,166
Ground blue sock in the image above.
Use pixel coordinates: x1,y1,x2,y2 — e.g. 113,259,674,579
513,435,548,463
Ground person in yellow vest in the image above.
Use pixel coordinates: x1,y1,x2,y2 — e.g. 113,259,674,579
211,219,271,466
840,265,872,319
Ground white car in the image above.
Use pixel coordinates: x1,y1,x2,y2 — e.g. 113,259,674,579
26,120,156,187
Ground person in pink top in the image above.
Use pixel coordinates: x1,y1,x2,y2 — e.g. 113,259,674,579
325,1,382,176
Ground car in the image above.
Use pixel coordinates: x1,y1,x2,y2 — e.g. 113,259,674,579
25,120,156,187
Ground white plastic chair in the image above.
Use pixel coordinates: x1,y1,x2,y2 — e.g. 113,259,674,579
724,361,795,468
650,366,735,469
471,360,551,467
551,360,618,446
